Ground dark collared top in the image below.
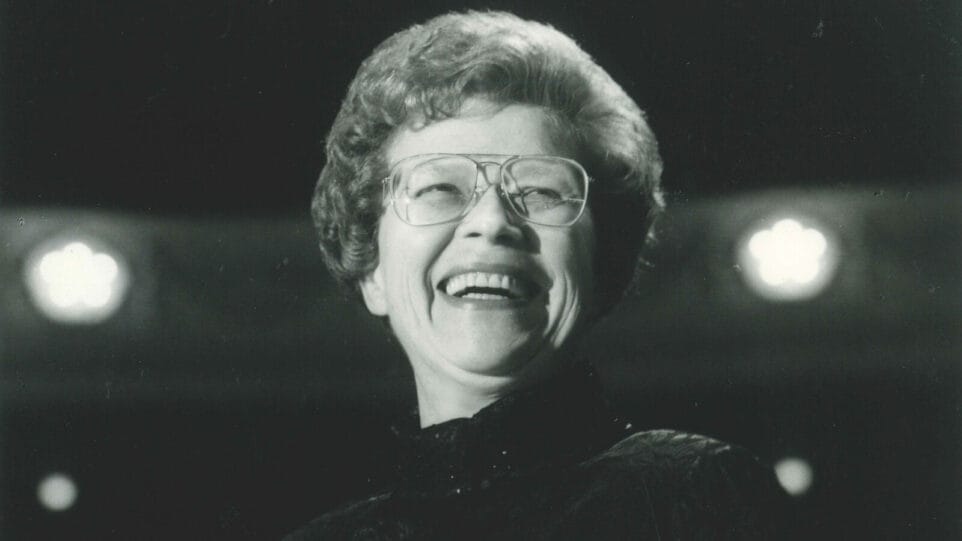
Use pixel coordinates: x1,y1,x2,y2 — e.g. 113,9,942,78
286,365,790,540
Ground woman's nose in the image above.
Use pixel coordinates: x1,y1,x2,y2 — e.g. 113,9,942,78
457,184,526,244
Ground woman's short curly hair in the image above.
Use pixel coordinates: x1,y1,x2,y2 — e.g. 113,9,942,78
312,10,664,315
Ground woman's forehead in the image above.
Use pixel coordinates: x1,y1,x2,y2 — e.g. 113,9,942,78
386,101,575,164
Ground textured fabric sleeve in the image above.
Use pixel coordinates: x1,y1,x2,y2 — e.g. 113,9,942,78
677,437,796,540
603,430,796,540
282,493,410,541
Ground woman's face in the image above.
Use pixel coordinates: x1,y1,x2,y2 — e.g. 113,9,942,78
360,100,596,393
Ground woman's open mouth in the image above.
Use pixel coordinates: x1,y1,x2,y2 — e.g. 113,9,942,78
438,271,540,302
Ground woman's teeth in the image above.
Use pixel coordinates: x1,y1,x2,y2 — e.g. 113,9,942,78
443,272,528,299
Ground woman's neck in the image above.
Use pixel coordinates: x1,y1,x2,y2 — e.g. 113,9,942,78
409,349,583,428
413,372,502,428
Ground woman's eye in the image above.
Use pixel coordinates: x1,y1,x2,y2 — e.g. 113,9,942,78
522,188,565,207
412,183,464,199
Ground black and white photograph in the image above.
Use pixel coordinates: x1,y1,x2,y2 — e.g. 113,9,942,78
1,1,959,539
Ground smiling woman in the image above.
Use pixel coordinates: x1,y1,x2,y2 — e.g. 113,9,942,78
361,101,598,425
290,10,790,540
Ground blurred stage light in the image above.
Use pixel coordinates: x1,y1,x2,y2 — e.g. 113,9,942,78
775,457,814,496
37,473,78,511
738,217,837,301
24,237,130,324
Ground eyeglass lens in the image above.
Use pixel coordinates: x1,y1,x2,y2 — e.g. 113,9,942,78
393,155,587,226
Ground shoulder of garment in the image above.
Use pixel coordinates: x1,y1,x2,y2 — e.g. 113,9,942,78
576,428,796,541
284,429,796,540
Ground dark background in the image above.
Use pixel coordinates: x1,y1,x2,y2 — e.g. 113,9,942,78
1,0,960,539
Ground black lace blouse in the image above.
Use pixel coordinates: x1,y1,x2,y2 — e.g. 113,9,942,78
285,365,790,540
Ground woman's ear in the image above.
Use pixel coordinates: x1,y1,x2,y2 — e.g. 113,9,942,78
359,266,388,316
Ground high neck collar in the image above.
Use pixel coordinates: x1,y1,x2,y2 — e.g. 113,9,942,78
393,363,633,497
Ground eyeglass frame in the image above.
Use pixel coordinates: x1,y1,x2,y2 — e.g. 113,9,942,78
381,153,594,227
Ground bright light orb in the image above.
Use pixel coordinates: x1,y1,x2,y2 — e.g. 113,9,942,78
739,217,837,301
37,473,79,511
775,457,814,496
24,237,130,324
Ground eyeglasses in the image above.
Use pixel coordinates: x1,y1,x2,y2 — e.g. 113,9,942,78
383,154,592,227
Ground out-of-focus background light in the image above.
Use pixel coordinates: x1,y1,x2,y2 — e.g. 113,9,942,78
738,217,837,301
23,238,130,324
775,457,814,496
36,473,78,511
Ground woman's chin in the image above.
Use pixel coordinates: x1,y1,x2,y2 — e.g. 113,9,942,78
440,337,557,382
